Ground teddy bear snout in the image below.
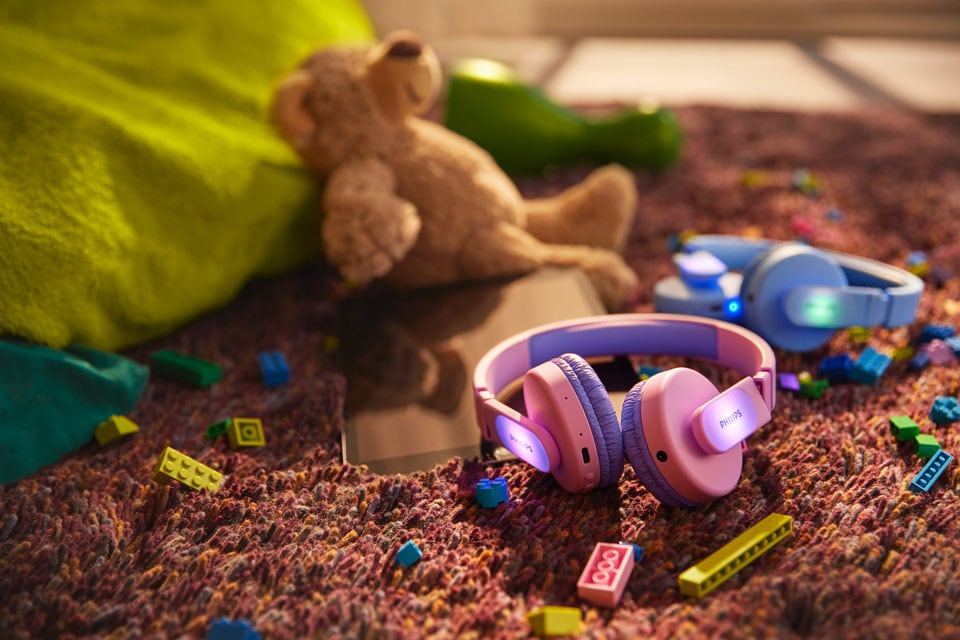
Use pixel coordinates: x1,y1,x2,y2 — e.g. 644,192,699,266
386,37,423,60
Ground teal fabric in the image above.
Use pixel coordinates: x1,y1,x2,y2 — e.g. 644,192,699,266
0,341,149,483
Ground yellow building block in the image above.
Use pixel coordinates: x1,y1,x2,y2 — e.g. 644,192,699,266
93,415,140,446
526,606,581,638
152,446,223,492
227,418,266,449
678,513,793,599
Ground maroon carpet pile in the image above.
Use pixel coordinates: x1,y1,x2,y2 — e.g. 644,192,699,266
2,106,959,639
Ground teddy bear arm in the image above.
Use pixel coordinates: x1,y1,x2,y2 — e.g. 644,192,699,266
322,157,422,284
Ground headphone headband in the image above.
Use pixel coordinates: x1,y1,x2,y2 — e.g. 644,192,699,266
474,313,776,462
683,235,923,327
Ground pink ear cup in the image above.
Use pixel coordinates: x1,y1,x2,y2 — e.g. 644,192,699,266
620,368,744,505
523,355,624,492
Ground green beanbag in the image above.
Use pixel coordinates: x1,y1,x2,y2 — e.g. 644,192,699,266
0,0,373,351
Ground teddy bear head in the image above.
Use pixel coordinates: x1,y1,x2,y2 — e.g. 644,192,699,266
270,31,441,175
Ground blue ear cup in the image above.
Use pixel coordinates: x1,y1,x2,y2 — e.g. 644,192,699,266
553,354,625,487
620,380,698,507
740,243,847,351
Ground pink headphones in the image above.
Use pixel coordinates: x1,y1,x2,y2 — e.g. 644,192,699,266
473,314,776,506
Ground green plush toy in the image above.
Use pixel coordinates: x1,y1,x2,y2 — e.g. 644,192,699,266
0,0,373,351
444,58,683,175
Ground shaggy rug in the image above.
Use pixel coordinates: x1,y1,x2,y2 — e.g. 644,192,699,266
1,105,959,639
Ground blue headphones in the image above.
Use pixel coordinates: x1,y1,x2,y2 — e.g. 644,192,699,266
654,235,924,351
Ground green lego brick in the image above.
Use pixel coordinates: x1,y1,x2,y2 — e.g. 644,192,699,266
149,349,221,388
913,433,941,459
889,416,921,442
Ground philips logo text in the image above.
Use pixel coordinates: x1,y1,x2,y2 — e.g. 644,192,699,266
718,409,743,429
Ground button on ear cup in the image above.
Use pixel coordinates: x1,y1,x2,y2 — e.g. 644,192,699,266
621,380,698,507
621,368,744,505
740,243,847,351
552,354,625,487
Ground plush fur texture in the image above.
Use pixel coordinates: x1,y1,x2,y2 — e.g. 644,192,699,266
270,32,641,309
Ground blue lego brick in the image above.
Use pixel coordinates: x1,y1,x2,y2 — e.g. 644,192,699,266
929,396,960,425
909,449,953,493
396,540,423,567
919,324,955,344
257,350,289,387
208,618,261,640
475,477,509,508
818,354,853,383
850,348,891,385
909,351,931,372
637,365,666,380
621,541,644,563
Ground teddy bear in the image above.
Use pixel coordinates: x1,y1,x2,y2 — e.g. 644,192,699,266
270,31,640,308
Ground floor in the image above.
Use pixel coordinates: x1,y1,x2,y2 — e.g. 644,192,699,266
430,36,960,111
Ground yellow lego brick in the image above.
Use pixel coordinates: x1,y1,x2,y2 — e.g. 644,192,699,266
152,446,223,492
678,513,792,599
227,418,266,449
526,606,582,637
93,415,140,446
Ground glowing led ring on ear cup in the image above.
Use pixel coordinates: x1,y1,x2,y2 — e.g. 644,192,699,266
621,368,743,505
741,243,847,351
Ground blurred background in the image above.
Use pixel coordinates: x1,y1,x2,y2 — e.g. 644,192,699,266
362,0,960,111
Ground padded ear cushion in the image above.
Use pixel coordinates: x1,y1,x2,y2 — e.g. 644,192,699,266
553,354,625,487
621,380,698,507
740,242,847,351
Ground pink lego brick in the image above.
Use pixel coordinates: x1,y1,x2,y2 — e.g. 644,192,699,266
577,542,634,607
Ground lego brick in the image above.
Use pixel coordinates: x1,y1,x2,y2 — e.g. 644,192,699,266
929,396,960,425
526,606,582,638
920,340,956,366
93,415,140,446
152,446,223,492
475,477,509,508
207,618,261,640
149,349,222,388
637,365,665,380
257,350,289,387
945,336,960,357
909,352,931,372
777,372,801,392
906,251,928,277
909,449,953,493
227,418,266,449
850,348,891,385
577,541,634,607
848,327,871,343
621,541,644,563
678,513,793,599
396,540,422,567
818,354,853,383
913,434,941,459
890,346,915,362
889,415,921,442
799,378,829,399
205,418,231,440
919,323,955,344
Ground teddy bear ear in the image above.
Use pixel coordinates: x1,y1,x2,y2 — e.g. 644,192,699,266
270,69,317,148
